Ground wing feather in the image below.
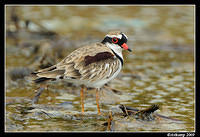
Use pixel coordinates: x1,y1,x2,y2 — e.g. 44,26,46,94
33,42,121,83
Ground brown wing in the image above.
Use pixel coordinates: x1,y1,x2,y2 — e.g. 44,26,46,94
59,42,120,80
78,57,121,82
35,42,119,81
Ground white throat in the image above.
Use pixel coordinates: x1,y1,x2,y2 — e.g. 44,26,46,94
106,43,123,59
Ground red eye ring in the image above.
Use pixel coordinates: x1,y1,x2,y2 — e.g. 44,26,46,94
112,37,118,44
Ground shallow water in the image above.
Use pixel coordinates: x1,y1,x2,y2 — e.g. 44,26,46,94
5,5,195,132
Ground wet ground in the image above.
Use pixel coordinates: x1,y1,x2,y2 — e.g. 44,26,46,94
5,6,195,132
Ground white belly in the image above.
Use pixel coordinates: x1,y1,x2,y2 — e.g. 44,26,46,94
86,61,122,88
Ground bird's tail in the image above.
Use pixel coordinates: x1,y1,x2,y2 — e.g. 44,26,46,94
32,65,65,84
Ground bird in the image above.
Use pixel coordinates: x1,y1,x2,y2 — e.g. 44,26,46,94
32,30,132,115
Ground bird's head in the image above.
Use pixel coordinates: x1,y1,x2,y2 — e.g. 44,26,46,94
102,31,132,52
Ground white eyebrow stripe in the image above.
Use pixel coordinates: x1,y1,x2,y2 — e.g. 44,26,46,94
122,33,128,39
106,34,122,39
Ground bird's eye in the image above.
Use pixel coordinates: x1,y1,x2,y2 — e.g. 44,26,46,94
112,37,118,44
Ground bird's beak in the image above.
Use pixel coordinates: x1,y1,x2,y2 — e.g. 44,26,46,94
122,43,132,52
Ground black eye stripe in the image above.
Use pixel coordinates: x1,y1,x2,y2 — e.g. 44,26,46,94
101,35,127,46
101,36,112,44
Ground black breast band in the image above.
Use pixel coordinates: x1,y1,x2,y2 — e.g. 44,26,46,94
111,49,123,66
